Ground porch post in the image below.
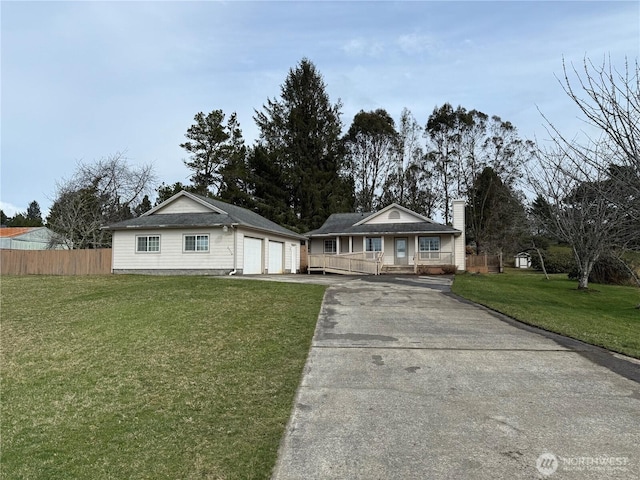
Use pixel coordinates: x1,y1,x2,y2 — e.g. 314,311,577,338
451,234,455,266
336,236,340,254
349,236,353,253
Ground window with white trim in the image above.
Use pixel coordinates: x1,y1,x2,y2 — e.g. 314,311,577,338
419,236,440,259
136,235,160,253
365,237,382,252
324,239,337,254
184,234,209,252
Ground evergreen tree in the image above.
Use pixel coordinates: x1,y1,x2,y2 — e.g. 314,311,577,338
424,103,471,224
466,166,528,254
218,113,252,207
155,182,199,205
425,104,534,224
254,58,352,231
181,110,247,196
379,108,437,217
133,195,153,216
247,146,296,229
26,201,44,225
343,108,398,212
4,201,45,227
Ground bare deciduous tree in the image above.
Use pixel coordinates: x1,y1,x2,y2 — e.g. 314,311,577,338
532,56,639,288
531,143,628,289
47,152,156,248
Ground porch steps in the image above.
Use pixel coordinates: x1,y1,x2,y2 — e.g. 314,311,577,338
381,265,415,275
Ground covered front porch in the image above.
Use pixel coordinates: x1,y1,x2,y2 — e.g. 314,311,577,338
308,234,456,275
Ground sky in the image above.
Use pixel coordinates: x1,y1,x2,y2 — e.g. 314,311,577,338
2,0,639,218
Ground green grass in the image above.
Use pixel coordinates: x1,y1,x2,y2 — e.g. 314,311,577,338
452,269,640,359
1,275,326,479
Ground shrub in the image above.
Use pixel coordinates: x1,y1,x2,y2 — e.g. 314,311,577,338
442,264,458,275
568,255,634,285
416,264,457,275
531,245,574,274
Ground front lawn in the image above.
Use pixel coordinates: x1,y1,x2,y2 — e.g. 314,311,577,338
452,269,640,359
1,275,325,479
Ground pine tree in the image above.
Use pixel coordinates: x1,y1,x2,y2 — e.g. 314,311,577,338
218,113,251,207
254,58,352,231
26,201,44,226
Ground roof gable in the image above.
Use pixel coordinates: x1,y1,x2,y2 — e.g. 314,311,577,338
143,191,226,216
354,203,433,226
308,204,460,237
106,191,306,240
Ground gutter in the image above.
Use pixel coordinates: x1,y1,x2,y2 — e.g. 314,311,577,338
229,225,238,275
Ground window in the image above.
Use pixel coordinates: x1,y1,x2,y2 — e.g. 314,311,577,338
136,235,160,253
365,237,382,252
419,236,440,259
184,234,209,252
324,239,337,254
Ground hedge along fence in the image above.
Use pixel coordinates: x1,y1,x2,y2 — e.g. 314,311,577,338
1,249,112,275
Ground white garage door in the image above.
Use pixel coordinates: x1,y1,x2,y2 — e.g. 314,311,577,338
243,237,263,274
268,241,284,274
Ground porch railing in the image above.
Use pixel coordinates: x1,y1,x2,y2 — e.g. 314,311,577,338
414,252,454,264
308,251,384,275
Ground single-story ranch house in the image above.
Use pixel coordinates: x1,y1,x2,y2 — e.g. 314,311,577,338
106,191,305,275
307,200,466,274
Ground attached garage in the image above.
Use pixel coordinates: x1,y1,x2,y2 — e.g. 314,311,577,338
243,237,263,274
268,241,284,274
107,191,305,275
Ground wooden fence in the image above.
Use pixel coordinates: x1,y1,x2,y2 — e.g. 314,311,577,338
466,253,503,274
1,249,112,275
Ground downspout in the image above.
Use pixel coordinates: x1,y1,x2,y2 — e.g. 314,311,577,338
229,225,238,275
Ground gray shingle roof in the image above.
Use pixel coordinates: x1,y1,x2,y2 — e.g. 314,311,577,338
308,212,460,236
105,193,306,240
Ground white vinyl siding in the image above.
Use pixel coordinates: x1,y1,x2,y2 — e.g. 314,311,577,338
364,208,425,224
112,229,233,270
113,227,300,274
153,196,215,214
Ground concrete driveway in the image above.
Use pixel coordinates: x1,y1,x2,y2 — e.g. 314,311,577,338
271,276,640,479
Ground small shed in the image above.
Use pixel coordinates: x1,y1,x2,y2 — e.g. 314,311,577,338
514,252,531,269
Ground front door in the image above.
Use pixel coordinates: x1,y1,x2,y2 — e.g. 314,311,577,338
394,238,408,265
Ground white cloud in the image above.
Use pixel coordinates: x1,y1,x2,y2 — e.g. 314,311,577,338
396,33,438,55
341,37,384,57
0,202,23,217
